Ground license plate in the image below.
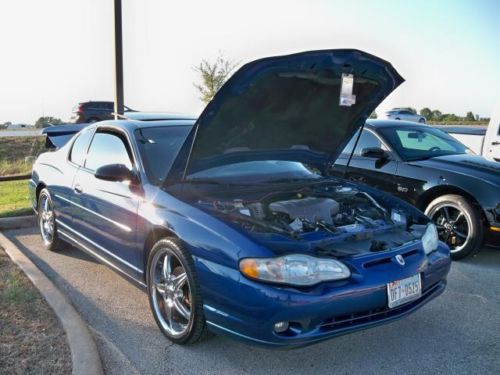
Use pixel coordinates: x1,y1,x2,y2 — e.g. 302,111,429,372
387,274,421,308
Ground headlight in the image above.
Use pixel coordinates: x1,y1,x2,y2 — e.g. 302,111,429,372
422,223,439,254
239,254,351,286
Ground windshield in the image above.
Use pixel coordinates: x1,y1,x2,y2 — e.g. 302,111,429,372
186,160,322,184
135,126,191,185
378,126,468,161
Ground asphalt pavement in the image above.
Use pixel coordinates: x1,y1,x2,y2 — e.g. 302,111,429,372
4,227,500,375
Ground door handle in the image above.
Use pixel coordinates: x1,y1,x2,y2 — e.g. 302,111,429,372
492,141,500,145
74,184,83,193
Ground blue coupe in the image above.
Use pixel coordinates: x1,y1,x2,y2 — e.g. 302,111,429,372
30,50,450,348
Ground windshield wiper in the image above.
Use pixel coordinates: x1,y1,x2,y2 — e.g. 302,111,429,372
264,177,320,183
185,178,228,185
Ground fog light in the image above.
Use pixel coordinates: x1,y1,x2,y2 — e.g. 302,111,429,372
273,321,289,333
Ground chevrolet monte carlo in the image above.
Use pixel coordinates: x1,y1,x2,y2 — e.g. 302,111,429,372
30,50,451,348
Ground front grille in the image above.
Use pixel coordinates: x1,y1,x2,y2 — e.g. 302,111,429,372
319,281,441,331
363,249,419,268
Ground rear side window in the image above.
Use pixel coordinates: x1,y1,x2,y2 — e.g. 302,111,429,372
69,128,94,166
85,132,132,171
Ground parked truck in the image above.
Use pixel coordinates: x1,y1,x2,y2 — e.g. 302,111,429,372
436,108,500,162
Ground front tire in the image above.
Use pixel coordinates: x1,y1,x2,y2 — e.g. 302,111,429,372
425,194,483,260
146,238,208,345
38,188,64,251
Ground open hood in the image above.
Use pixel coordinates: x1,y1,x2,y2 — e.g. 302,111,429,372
177,49,404,180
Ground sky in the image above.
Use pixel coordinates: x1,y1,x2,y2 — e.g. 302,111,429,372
0,0,499,124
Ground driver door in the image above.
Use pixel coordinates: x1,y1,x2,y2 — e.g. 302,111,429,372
332,129,399,196
70,128,141,277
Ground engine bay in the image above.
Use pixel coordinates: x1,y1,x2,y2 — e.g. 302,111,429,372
192,182,427,257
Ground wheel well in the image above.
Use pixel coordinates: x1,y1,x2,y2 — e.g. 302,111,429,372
35,183,46,209
417,186,487,225
143,227,178,271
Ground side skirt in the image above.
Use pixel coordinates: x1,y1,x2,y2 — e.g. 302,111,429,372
58,228,147,289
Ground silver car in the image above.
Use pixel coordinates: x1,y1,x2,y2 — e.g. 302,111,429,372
384,109,426,123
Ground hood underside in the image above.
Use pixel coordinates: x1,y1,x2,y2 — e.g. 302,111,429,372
177,49,404,179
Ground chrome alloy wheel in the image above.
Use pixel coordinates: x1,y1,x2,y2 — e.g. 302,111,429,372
39,194,55,245
150,249,192,337
429,203,470,254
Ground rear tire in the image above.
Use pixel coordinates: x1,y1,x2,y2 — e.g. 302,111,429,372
425,194,483,260
37,188,64,252
146,238,209,345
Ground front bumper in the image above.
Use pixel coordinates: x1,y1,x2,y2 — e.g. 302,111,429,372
195,243,451,348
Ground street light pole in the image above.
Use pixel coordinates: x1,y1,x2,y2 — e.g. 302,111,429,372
113,0,124,119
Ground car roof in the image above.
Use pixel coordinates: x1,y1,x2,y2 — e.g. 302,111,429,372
95,118,196,133
365,119,428,129
123,112,197,121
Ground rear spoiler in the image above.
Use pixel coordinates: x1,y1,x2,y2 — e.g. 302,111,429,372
42,123,89,149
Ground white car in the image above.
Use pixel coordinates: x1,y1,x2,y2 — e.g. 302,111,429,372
383,109,426,123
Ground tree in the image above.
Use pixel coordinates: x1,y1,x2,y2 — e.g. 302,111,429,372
369,111,377,119
465,111,475,121
35,116,63,128
420,107,432,119
431,110,442,121
442,113,458,122
193,53,238,104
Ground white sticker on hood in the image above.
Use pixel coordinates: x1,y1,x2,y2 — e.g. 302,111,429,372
339,73,356,107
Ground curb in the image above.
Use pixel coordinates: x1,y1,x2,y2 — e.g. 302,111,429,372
0,231,104,375
0,215,36,230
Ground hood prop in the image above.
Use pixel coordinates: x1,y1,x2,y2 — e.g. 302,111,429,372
342,120,367,179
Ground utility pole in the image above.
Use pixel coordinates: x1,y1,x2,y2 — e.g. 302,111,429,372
113,0,124,119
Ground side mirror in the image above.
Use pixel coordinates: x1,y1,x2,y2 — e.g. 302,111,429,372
95,164,137,183
361,147,388,159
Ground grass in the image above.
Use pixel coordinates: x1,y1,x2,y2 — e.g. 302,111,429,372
0,248,72,374
427,120,489,126
0,180,32,218
0,136,45,176
0,257,37,305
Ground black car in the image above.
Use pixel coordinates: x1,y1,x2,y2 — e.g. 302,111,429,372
331,120,500,259
71,101,134,123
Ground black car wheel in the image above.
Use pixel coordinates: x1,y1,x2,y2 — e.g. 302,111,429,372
419,118,426,123
38,188,64,251
146,238,208,344
425,194,483,260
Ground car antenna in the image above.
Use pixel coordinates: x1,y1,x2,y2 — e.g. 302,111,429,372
342,119,367,179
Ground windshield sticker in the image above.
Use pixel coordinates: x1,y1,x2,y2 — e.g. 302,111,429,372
339,73,356,107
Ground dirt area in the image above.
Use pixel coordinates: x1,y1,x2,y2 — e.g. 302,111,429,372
0,247,71,374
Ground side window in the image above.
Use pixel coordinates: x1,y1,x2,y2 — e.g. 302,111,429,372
85,132,132,171
341,129,360,155
354,130,382,155
69,128,94,166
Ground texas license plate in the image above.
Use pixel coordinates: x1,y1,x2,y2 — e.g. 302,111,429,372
387,274,421,308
